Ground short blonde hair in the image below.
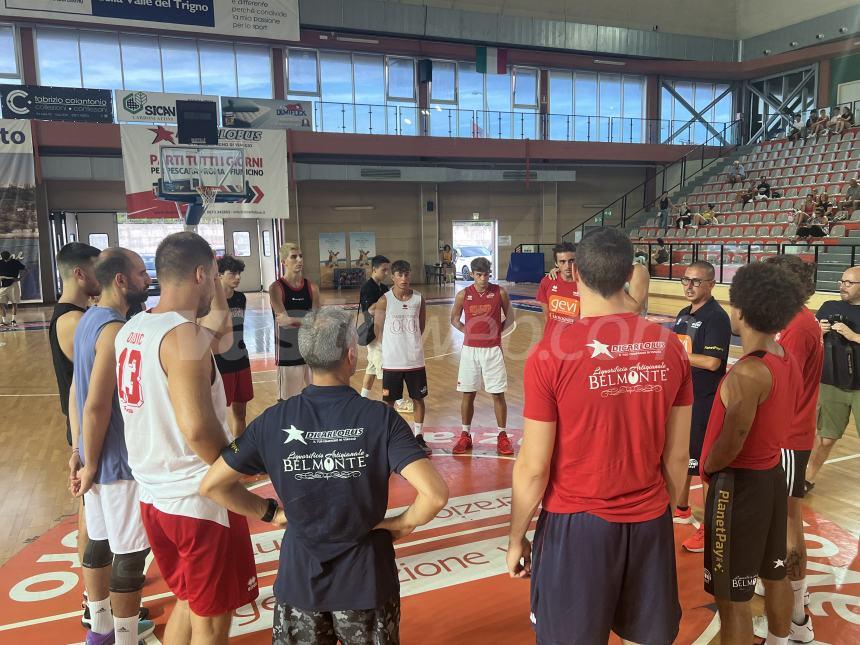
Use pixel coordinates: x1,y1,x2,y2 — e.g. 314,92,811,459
279,242,301,258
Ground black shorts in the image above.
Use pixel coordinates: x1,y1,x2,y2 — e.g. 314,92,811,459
273,595,400,645
382,368,428,402
65,415,72,447
530,508,680,644
781,449,812,499
688,421,708,476
704,465,787,602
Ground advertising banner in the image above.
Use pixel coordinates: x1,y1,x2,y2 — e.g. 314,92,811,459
318,232,346,289
115,90,218,124
0,85,113,123
0,119,42,301
349,232,376,272
221,97,313,130
2,0,299,42
120,124,289,220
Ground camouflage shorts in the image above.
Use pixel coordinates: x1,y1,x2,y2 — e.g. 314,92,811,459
272,595,400,645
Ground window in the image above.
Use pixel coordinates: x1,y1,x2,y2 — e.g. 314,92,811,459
262,230,272,257
89,234,109,250
598,73,621,142
387,57,415,101
0,25,19,79
574,72,597,141
199,41,237,96
431,61,456,103
353,54,385,134
319,51,354,132
122,35,162,91
35,28,82,88
622,76,644,143
548,70,573,140
662,80,736,144
287,49,318,94
232,231,251,257
236,45,272,98
160,38,201,94
513,68,538,108
79,31,122,90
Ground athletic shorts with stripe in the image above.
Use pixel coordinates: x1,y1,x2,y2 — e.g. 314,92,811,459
221,367,254,406
781,449,811,498
273,595,400,645
457,345,507,394
704,465,787,602
140,504,258,616
382,368,428,402
84,479,149,554
530,508,680,644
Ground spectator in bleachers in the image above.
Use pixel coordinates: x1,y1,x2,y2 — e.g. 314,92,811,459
805,110,818,138
802,192,816,216
693,203,720,228
787,114,805,142
797,213,828,239
814,193,835,219
755,177,772,201
652,238,669,265
832,106,855,136
728,160,746,186
810,109,829,137
657,191,672,230
841,178,860,216
737,181,755,206
676,202,692,229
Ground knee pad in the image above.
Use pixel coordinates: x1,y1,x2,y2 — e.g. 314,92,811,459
82,539,112,569
109,548,150,594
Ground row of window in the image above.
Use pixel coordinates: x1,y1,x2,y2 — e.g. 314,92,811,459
1,25,19,79
661,80,734,144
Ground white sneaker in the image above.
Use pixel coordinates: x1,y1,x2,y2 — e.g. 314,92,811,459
789,615,814,643
394,399,414,413
752,615,768,639
755,579,765,596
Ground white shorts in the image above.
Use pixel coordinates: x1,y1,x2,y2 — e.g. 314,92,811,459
84,479,149,554
457,345,507,394
278,364,311,400
366,341,383,379
0,284,18,305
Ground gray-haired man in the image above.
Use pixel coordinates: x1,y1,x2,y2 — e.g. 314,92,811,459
201,306,449,644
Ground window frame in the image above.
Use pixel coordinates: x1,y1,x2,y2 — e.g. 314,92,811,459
385,55,417,103
429,58,458,105
0,23,21,81
512,66,539,110
286,47,321,97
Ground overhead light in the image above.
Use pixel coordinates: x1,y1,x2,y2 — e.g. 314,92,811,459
816,34,825,40
839,27,848,33
593,59,626,66
790,41,798,47
763,49,772,55
335,36,380,44
333,205,375,211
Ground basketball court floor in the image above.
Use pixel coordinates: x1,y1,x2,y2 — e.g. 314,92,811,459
0,283,858,644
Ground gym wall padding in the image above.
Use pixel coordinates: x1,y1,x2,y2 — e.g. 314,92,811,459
506,252,545,283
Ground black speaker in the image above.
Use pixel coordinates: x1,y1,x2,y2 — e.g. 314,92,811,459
176,100,219,145
426,200,434,212
418,59,433,84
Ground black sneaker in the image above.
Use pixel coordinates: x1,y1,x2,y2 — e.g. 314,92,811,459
415,434,432,456
81,604,149,628
804,480,815,494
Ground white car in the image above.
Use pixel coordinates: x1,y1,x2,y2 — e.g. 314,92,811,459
454,245,493,280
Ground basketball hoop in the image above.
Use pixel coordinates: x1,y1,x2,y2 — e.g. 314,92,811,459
195,185,222,213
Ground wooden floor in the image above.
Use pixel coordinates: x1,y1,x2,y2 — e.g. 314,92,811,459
0,282,858,643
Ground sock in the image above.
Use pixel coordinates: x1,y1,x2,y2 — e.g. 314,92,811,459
360,388,371,398
414,422,423,436
461,424,471,435
88,597,112,635
498,427,506,436
677,505,689,511
114,614,139,645
765,632,788,645
792,579,806,623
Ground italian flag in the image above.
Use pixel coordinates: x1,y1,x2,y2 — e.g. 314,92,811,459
476,46,507,74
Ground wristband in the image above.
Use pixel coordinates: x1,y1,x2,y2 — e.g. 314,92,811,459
261,498,279,523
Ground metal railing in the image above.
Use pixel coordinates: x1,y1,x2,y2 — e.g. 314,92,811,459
559,120,742,241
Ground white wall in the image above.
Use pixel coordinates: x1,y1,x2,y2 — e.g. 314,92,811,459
736,0,859,38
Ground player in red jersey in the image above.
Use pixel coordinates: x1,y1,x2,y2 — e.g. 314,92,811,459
507,227,692,644
450,257,515,455
700,262,806,645
536,242,579,344
755,255,823,641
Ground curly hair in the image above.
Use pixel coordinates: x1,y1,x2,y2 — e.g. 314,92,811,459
764,254,816,300
729,262,806,334
217,255,245,274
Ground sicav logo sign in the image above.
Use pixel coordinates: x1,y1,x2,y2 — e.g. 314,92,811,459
122,92,176,118
123,92,148,115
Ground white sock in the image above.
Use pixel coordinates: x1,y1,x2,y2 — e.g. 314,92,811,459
88,597,112,635
461,424,470,435
766,632,788,645
114,614,139,645
360,388,371,398
414,422,423,436
792,579,806,623
498,427,506,435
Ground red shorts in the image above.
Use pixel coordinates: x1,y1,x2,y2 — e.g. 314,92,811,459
139,503,259,616
221,367,254,406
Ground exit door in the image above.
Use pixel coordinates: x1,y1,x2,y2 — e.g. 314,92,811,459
451,220,498,281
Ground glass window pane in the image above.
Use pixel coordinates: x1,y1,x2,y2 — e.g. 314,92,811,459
714,84,733,126
262,230,272,256
548,71,572,140
121,34,162,91
430,60,456,103
353,54,384,134
79,31,121,90
622,76,644,143
574,72,597,141
513,67,537,107
237,45,272,98
458,63,484,137
0,26,17,76
89,233,109,250
672,81,695,144
599,73,621,142
199,41,236,96
693,82,715,143
486,72,511,138
36,29,81,88
387,57,414,100
287,49,318,94
160,37,200,94
319,51,353,133
232,231,251,257
661,85,673,142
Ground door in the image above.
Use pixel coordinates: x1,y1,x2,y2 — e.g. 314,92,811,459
452,220,498,281
75,212,119,250
258,218,277,290
223,218,262,291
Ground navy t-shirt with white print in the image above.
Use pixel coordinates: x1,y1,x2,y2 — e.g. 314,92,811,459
221,384,427,611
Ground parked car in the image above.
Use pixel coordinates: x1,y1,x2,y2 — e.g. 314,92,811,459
141,253,160,295
453,245,493,280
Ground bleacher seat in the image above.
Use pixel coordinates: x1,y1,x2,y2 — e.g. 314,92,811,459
731,226,744,237
831,224,846,238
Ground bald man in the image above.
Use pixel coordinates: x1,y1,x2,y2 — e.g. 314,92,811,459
806,266,860,490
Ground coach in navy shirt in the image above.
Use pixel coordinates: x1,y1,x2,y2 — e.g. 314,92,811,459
201,307,448,644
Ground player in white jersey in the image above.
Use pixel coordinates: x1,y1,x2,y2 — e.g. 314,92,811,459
115,232,258,644
374,259,432,455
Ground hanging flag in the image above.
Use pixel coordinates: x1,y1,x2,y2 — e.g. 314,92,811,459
476,47,507,74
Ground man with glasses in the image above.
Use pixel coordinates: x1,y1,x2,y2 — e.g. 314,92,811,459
672,261,732,554
805,267,860,489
